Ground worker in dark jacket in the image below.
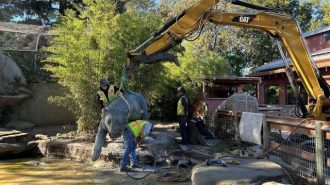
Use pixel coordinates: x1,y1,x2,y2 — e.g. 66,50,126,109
177,87,189,144
97,79,125,119
120,120,153,172
97,79,118,110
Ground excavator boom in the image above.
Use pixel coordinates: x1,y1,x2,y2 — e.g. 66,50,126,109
127,0,330,120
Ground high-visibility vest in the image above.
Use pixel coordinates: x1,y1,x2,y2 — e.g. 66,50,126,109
128,120,148,138
97,85,115,106
177,96,187,116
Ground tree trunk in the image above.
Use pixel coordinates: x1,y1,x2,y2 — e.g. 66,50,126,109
59,0,67,15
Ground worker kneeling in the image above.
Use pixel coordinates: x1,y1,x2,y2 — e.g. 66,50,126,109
120,120,152,172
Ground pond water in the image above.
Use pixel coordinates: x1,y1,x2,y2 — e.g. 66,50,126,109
0,158,103,184
0,158,191,185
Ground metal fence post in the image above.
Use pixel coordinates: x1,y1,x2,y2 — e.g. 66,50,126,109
316,121,325,185
262,114,269,154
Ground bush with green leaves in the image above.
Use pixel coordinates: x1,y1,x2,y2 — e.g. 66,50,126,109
150,41,230,120
44,0,162,132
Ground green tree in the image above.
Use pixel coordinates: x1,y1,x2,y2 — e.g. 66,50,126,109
149,41,229,120
310,0,330,29
159,0,320,76
0,0,58,25
44,0,162,132
164,41,229,96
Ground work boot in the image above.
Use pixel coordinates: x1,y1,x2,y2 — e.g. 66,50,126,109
119,166,130,172
131,163,142,168
180,141,188,145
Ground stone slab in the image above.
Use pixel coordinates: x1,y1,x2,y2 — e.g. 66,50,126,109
191,157,285,185
0,143,27,157
0,128,29,143
239,112,264,145
34,131,177,164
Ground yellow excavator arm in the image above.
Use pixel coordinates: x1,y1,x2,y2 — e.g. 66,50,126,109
127,0,330,120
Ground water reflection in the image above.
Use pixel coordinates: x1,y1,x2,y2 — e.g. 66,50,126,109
0,158,191,185
0,158,100,184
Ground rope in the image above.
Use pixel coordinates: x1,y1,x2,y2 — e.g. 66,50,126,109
125,156,188,182
256,118,311,159
120,95,131,118
156,166,187,182
125,169,154,180
119,65,128,93
126,166,187,182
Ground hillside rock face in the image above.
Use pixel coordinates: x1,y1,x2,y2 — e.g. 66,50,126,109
0,52,32,106
0,52,26,95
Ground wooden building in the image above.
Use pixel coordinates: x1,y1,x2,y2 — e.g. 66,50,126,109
251,26,330,105
202,77,261,117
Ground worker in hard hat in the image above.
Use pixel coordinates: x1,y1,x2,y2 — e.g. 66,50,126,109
176,86,189,145
97,79,116,109
119,120,153,172
97,79,122,117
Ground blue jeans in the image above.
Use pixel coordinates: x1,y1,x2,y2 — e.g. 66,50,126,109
120,127,138,168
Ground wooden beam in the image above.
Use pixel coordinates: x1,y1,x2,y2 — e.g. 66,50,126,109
270,141,330,167
0,22,50,35
271,141,315,161
270,123,316,137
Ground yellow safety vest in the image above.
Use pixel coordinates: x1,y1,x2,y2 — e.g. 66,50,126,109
97,85,115,106
128,120,148,138
177,96,186,116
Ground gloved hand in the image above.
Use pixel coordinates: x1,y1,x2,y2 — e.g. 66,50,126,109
101,107,109,118
135,136,143,144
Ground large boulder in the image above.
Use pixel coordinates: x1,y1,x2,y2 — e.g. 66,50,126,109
0,52,32,106
214,93,258,113
0,143,28,157
0,52,26,95
210,93,258,139
147,131,177,157
0,128,35,158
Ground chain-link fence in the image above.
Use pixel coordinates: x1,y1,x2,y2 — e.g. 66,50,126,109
266,118,330,184
0,27,53,82
215,110,330,184
269,129,318,183
0,22,53,82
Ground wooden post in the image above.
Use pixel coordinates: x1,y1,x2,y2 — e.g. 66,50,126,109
315,121,325,185
233,112,240,144
262,114,269,154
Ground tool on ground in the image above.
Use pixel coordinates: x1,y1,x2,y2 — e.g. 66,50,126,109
125,156,188,182
226,160,240,165
206,159,227,167
179,144,212,158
